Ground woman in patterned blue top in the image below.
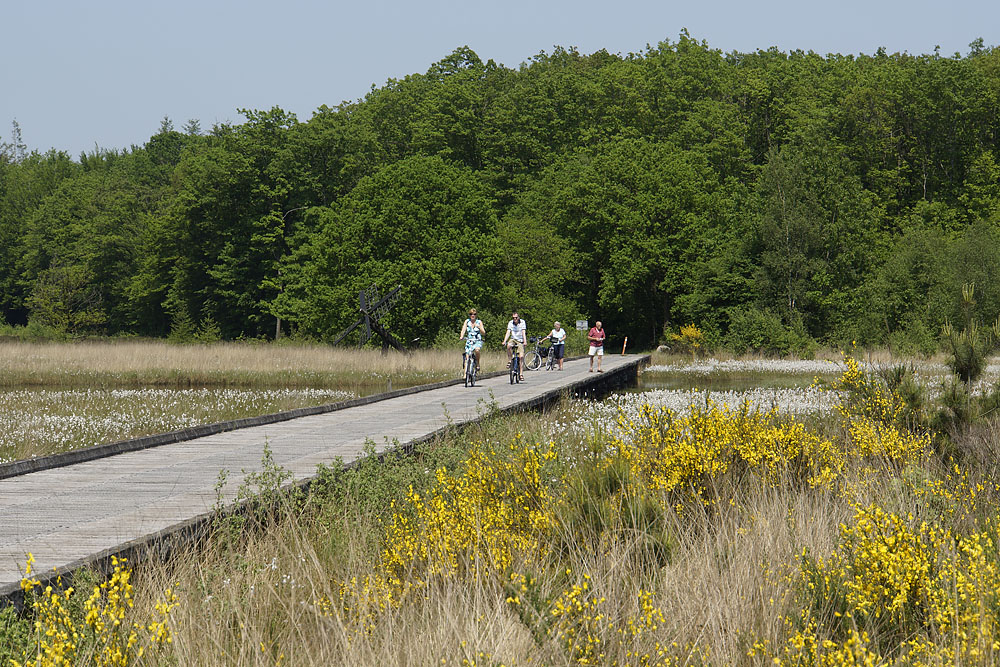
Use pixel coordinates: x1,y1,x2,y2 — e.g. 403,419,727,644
459,308,486,371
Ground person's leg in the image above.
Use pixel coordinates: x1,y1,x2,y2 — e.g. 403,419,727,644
589,346,595,371
597,347,603,371
474,347,481,369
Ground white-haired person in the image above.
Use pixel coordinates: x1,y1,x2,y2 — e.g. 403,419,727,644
540,321,567,370
587,320,605,372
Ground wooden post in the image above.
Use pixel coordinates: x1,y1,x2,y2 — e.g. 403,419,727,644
621,336,628,355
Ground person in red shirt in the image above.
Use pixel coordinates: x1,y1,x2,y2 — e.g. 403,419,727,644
587,321,606,372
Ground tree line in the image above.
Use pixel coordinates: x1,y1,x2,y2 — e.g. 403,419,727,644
2,33,1000,353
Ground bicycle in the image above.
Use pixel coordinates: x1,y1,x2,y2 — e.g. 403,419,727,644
507,343,522,384
524,336,549,371
462,350,478,387
544,342,557,371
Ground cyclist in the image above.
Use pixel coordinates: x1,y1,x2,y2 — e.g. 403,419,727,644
501,311,527,382
459,308,486,373
540,320,567,370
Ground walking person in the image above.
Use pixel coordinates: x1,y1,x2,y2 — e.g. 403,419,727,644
541,321,567,370
588,321,606,372
501,311,527,382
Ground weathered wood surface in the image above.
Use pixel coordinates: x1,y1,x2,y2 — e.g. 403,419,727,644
0,354,646,593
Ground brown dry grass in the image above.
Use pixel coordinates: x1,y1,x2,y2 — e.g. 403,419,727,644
133,471,863,665
117,404,870,665
0,340,507,389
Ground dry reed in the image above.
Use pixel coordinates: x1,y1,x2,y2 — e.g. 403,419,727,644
117,402,874,665
0,340,507,389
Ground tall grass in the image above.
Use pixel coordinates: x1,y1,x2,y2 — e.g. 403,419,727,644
0,340,506,389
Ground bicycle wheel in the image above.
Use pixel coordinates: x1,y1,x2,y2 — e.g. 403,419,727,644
469,357,477,387
525,351,541,371
510,356,518,384
545,351,555,371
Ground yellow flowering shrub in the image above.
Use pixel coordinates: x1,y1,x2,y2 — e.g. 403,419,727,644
14,555,179,667
531,570,688,666
333,438,557,624
830,355,931,466
669,324,705,360
613,401,842,505
776,505,1000,666
381,437,556,581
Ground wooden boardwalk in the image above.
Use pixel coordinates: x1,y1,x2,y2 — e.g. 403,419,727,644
0,354,646,596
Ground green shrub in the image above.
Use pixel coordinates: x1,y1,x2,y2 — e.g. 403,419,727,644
942,284,999,385
0,320,72,342
887,318,939,358
195,315,223,343
168,308,196,343
725,307,816,357
0,604,31,663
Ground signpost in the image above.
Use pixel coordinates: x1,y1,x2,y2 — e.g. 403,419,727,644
575,320,588,331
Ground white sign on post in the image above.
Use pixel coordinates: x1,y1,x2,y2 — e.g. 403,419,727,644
575,320,588,331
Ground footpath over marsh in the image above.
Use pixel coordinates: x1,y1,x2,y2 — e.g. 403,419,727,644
0,353,646,599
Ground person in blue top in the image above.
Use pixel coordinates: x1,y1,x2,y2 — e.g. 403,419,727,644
459,308,486,372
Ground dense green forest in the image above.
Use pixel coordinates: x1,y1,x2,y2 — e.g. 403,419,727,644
3,34,1000,352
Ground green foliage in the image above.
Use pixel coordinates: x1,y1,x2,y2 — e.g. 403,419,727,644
286,155,502,344
4,40,1000,349
168,307,197,344
0,319,72,342
310,437,469,528
195,315,224,343
877,363,928,430
725,306,817,357
887,318,939,358
554,455,673,568
942,284,999,385
0,604,31,662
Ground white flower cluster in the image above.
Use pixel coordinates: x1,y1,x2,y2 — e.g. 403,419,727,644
645,358,843,375
0,387,355,463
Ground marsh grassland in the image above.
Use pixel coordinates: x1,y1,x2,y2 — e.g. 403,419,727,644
6,348,1000,665
0,340,506,389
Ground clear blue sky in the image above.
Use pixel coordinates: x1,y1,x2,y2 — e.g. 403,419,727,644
2,0,996,158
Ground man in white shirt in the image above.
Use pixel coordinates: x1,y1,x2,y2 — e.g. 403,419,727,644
501,311,527,381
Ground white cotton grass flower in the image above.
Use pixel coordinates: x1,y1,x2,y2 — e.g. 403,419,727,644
645,358,844,376
0,387,355,463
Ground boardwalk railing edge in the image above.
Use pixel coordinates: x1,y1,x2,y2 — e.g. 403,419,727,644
0,354,649,604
